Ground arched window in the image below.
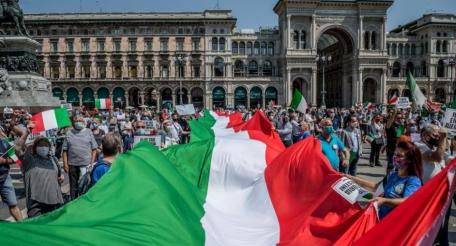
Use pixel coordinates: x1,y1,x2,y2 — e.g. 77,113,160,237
254,41,260,55
392,61,401,77
421,61,427,77
411,44,416,56
293,30,299,49
247,42,253,56
371,31,377,50
262,60,272,76
437,60,445,78
219,37,225,51
191,87,204,108
436,40,441,53
406,62,414,76
67,87,80,106
364,31,370,50
214,57,224,77
232,42,238,55
234,87,247,108
268,42,274,55
261,42,267,56
442,40,448,53
212,86,226,108
392,43,397,56
212,37,218,51
265,87,278,105
300,30,306,49
52,88,64,100
249,86,263,109
239,42,246,55
248,60,258,76
405,44,410,56
234,60,244,77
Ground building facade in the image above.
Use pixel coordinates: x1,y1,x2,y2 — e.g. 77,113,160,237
16,0,456,109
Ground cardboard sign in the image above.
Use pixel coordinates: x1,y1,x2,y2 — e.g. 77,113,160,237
133,136,159,147
175,104,196,116
443,108,456,136
143,120,157,129
396,97,410,109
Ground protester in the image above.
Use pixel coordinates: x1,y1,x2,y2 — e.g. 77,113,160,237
91,118,105,159
121,122,134,153
339,117,362,176
63,116,98,200
348,140,422,219
317,118,350,171
91,133,122,186
385,109,405,174
368,115,385,167
277,115,293,147
297,121,311,142
20,137,64,218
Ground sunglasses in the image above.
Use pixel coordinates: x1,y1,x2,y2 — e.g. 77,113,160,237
136,126,145,129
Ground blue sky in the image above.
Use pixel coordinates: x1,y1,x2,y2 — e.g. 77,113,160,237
20,0,456,31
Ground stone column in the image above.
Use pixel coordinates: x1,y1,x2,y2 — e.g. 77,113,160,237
138,56,144,79
381,17,386,51
140,91,145,105
106,56,112,79
381,68,387,104
59,57,66,79
311,15,316,49
75,56,81,79
312,67,318,105
43,56,51,78
78,92,83,106
125,94,130,108
262,90,266,108
172,92,176,106
359,16,364,50
287,15,291,49
122,55,128,78
358,69,364,104
90,56,97,79
286,68,292,105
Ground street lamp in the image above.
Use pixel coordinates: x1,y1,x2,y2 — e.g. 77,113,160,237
444,55,456,100
315,54,332,107
173,55,192,105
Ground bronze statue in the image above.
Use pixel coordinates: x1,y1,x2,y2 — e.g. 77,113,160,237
0,0,28,36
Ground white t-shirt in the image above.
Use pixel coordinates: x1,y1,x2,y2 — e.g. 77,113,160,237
415,141,448,183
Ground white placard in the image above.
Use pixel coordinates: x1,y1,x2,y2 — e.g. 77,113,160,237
133,136,157,147
332,177,372,205
443,108,456,136
396,97,410,109
175,104,196,116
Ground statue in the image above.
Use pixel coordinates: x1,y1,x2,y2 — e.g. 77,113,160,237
0,0,28,36
0,68,12,95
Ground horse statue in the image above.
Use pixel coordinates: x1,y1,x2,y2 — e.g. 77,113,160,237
0,0,28,36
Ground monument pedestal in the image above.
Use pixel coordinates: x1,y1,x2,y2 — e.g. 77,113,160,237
0,36,60,113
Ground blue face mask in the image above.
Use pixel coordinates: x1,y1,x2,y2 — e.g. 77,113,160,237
324,126,334,135
36,146,49,158
74,122,85,130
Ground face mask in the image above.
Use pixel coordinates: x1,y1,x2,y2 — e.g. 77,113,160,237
324,126,334,135
393,155,408,170
36,146,49,158
74,122,84,130
136,128,146,135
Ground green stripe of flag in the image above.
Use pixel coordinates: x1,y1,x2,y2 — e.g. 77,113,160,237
54,108,72,128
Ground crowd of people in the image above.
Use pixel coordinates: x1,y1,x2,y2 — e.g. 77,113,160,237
0,103,454,244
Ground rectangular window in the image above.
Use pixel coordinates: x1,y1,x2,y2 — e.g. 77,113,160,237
145,39,153,51
52,66,59,79
160,38,169,51
176,38,184,51
51,41,58,53
68,66,75,78
97,40,105,52
146,65,153,78
129,39,137,52
99,66,106,79
192,39,200,51
66,40,74,52
114,40,121,52
193,65,200,78
83,65,90,78
82,40,90,52
162,65,169,78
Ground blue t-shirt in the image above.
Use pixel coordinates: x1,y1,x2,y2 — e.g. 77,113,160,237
378,172,422,219
91,161,111,186
318,134,345,170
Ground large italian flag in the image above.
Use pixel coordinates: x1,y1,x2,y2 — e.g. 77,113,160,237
31,108,71,133
0,110,455,245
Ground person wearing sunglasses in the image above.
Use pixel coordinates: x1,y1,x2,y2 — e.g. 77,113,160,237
348,140,422,220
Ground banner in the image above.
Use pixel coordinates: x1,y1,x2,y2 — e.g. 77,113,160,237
396,97,410,109
443,108,456,135
175,104,196,116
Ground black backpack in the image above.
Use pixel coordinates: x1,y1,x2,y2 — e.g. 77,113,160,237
78,160,109,196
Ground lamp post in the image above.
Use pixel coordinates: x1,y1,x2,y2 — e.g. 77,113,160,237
173,55,192,105
315,54,332,107
444,55,456,101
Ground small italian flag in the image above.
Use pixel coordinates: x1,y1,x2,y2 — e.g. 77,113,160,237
95,98,112,110
290,89,308,113
7,147,18,163
31,108,71,134
388,93,398,105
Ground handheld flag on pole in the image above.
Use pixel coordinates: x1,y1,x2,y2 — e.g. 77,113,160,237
388,92,398,105
290,89,308,113
31,108,71,133
406,71,426,108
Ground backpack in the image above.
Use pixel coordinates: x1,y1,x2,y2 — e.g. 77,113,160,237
77,160,109,196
